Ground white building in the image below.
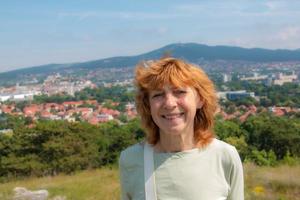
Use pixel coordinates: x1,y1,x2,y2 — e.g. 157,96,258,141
222,74,232,83
0,94,11,102
0,91,41,102
217,90,255,101
273,72,297,85
240,73,268,81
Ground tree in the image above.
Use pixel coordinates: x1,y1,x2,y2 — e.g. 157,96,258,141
214,119,246,140
98,121,137,164
224,136,248,161
242,113,300,159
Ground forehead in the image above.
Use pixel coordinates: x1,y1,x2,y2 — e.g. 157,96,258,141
148,85,198,96
150,84,187,92
147,76,191,90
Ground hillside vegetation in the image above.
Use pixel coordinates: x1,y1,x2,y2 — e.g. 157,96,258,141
0,164,299,200
0,112,299,182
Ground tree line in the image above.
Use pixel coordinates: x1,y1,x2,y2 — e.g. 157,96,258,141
0,112,299,182
33,86,135,105
0,116,142,182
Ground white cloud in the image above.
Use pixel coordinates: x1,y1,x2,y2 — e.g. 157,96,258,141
58,11,99,20
222,25,300,49
57,11,184,21
263,1,300,16
172,3,207,13
157,27,169,35
277,26,300,41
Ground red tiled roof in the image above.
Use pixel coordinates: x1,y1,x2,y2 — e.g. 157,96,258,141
100,107,120,116
23,105,42,116
63,101,83,106
41,110,52,118
273,108,285,116
88,116,99,125
85,100,98,105
76,107,93,113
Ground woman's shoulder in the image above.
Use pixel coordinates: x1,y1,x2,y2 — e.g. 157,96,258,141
121,142,144,157
119,142,145,168
211,138,237,152
210,138,241,165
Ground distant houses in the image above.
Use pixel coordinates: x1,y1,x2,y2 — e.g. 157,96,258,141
0,73,96,102
0,100,137,125
238,71,298,86
1,97,298,126
217,104,299,122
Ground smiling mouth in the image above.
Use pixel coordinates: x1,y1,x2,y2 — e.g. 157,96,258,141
162,113,184,120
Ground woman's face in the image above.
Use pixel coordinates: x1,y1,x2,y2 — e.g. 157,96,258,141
149,85,202,136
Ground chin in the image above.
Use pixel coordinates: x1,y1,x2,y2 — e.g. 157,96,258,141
161,127,185,135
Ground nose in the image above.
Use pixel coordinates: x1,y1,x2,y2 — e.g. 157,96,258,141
163,93,177,109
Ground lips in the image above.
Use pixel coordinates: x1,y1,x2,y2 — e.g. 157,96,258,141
162,113,184,120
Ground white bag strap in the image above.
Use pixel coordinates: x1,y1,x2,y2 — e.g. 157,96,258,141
144,142,157,200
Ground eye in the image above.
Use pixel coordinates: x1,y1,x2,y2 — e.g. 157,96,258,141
151,93,163,98
174,90,187,95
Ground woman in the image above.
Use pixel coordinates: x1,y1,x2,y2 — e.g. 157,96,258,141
119,57,244,200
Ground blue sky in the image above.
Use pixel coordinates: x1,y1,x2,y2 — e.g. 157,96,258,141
1,0,300,73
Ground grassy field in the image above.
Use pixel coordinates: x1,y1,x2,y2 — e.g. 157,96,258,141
0,167,120,200
0,163,299,200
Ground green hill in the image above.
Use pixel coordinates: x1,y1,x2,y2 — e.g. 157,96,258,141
1,43,300,85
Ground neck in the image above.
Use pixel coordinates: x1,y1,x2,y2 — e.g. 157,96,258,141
155,132,196,153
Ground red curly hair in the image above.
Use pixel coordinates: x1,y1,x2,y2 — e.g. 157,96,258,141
135,57,218,147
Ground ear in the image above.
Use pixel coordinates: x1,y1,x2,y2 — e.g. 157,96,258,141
197,100,204,109
194,90,203,109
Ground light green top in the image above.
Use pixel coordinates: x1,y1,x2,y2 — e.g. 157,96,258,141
119,138,244,200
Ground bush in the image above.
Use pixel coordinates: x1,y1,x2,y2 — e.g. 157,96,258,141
246,149,277,166
281,151,299,166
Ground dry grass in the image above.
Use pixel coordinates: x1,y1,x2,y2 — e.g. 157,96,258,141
244,163,300,200
0,167,120,200
1,164,299,200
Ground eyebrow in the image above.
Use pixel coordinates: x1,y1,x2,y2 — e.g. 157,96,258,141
150,90,163,93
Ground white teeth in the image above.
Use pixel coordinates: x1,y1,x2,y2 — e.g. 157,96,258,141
163,113,183,119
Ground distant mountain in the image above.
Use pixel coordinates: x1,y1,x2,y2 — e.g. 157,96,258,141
71,43,300,69
1,43,300,80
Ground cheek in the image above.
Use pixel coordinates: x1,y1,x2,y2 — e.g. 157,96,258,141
150,101,160,113
178,98,197,114
177,98,189,108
